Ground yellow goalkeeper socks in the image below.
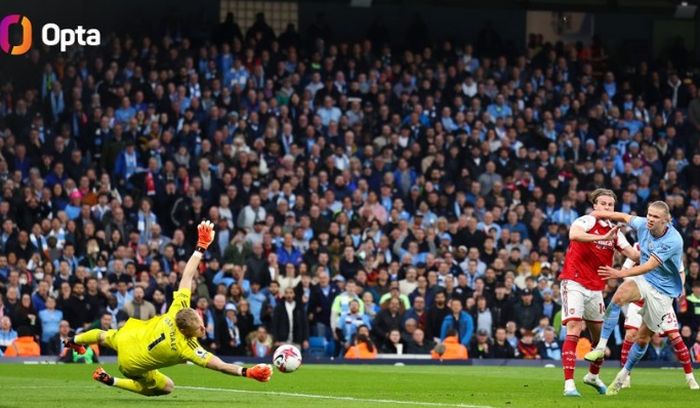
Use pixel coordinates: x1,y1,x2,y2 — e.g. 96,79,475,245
75,329,103,345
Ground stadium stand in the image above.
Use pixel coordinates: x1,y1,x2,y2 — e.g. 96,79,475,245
0,10,699,364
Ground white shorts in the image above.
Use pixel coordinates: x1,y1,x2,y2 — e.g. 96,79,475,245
628,275,676,334
561,279,605,324
624,301,679,334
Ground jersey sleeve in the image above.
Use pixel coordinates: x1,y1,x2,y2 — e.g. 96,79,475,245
571,215,596,232
167,288,192,317
615,230,631,250
180,338,214,367
629,216,646,232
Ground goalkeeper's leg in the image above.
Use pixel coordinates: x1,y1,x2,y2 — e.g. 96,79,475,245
65,329,104,354
74,329,105,345
72,329,118,351
94,368,174,397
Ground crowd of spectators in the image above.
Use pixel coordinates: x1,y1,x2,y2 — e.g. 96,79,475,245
0,12,700,362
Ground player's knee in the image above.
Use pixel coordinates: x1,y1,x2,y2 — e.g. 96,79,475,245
611,293,625,306
147,389,171,397
624,330,637,342
148,387,172,396
565,321,583,335
146,376,174,396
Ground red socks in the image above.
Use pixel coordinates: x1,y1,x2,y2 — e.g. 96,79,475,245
671,336,693,374
563,334,579,380
589,357,603,375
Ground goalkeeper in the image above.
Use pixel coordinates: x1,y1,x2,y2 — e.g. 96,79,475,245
64,220,272,396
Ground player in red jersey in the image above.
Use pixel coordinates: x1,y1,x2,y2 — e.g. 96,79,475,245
559,189,639,397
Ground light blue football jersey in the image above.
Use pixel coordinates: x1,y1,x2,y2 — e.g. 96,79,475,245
629,216,684,297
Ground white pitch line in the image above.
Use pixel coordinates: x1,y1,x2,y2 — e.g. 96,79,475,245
0,384,495,408
178,385,495,408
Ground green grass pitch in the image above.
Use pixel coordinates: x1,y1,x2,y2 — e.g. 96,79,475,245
0,363,694,407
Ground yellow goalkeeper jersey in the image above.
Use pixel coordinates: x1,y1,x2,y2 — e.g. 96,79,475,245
114,288,213,374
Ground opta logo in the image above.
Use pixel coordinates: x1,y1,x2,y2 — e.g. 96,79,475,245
42,23,101,52
0,14,32,55
0,14,100,55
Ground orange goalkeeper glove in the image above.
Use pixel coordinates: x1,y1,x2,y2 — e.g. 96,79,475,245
245,364,272,382
196,220,216,251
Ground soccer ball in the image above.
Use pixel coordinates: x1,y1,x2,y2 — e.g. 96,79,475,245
272,344,302,373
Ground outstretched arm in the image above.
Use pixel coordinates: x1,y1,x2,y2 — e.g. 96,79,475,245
598,256,661,280
590,210,634,225
205,355,272,382
179,220,216,292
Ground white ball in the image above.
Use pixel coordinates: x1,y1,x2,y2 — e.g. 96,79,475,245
272,344,302,373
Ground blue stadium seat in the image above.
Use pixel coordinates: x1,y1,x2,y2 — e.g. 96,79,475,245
324,339,335,357
308,336,327,357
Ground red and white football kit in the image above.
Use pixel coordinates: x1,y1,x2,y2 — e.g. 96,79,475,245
560,215,631,324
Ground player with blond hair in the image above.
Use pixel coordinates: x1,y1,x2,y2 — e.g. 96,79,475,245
586,245,698,390
586,202,688,395
64,220,272,396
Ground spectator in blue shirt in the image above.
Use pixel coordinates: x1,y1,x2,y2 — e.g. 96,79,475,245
213,265,235,288
31,281,51,312
39,297,63,351
218,43,234,73
114,279,134,310
224,58,249,89
545,223,567,251
603,71,617,98
115,97,136,125
317,96,342,127
486,94,513,120
0,316,17,353
277,233,302,267
645,333,674,361
44,162,68,188
550,197,579,226
338,299,372,343
502,211,529,240
63,190,83,220
537,327,561,360
440,298,474,348
393,158,417,197
395,240,428,266
440,107,458,132
213,264,251,297
620,109,643,136
248,281,268,326
113,140,140,185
